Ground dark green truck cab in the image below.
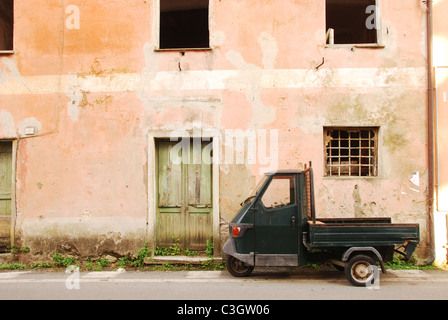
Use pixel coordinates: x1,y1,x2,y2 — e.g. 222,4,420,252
223,165,420,286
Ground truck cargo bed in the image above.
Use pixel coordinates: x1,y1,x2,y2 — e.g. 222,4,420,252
314,217,392,224
305,217,419,251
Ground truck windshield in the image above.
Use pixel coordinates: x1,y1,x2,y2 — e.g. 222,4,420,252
240,175,268,206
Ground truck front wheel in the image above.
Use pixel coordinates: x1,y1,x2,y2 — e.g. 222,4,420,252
226,255,254,277
345,255,377,287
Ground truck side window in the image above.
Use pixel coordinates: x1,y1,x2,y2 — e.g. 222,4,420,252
261,176,295,208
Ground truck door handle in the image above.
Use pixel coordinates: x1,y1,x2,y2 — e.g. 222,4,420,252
291,216,296,228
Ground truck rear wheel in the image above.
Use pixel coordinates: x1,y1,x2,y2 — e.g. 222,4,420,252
345,255,377,287
226,255,254,277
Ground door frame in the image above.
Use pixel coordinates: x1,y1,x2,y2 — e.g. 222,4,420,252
147,128,220,256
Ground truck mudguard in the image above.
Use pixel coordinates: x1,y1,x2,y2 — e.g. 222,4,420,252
342,247,386,273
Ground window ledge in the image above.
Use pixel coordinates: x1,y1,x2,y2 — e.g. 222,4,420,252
325,44,385,49
155,47,213,53
322,176,382,180
0,50,15,55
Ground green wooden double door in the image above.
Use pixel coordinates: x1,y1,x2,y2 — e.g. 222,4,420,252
156,139,213,251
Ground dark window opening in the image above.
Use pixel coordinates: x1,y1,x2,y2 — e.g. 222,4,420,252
0,0,13,51
324,127,378,177
326,0,377,45
160,0,209,49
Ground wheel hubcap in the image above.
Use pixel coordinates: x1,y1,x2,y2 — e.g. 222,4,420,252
232,258,249,272
352,262,374,282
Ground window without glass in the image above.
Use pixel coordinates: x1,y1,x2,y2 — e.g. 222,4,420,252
0,0,13,51
159,0,209,49
326,0,377,45
324,127,378,177
261,176,296,208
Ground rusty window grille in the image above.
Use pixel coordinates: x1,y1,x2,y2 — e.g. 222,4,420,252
324,127,378,177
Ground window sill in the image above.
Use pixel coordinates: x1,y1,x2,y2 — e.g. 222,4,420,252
325,44,385,49
322,176,382,180
155,47,213,53
0,50,15,55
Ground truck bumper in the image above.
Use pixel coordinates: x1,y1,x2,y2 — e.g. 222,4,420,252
222,238,255,266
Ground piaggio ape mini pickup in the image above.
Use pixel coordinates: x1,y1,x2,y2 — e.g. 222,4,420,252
222,164,420,286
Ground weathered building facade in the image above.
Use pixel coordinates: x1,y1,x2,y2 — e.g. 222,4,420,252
0,0,442,261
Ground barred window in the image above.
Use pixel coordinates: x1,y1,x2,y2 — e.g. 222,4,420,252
324,127,378,177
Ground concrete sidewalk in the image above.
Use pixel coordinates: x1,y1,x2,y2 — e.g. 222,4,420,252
382,269,448,282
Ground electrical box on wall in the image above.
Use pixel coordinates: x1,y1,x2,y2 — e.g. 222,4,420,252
24,127,36,136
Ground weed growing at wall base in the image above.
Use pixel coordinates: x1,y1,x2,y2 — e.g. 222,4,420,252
52,252,77,268
205,236,214,258
129,242,151,267
385,255,437,270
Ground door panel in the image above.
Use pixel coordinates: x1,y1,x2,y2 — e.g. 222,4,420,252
186,209,212,249
187,141,212,207
187,163,212,207
255,175,299,258
0,217,10,252
156,209,184,247
186,141,212,249
156,142,183,247
158,142,182,208
255,204,299,254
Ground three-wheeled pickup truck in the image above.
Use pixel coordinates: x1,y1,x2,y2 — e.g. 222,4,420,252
222,164,420,286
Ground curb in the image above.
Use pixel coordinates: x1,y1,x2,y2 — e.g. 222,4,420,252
144,255,223,265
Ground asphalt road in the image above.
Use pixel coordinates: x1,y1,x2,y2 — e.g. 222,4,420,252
1,268,447,301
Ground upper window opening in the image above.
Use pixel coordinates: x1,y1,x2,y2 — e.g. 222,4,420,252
326,0,377,45
0,0,13,51
159,0,209,50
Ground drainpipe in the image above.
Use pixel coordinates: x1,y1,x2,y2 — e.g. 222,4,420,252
426,0,436,265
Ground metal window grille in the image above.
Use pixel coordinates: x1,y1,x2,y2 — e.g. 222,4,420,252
324,127,378,177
